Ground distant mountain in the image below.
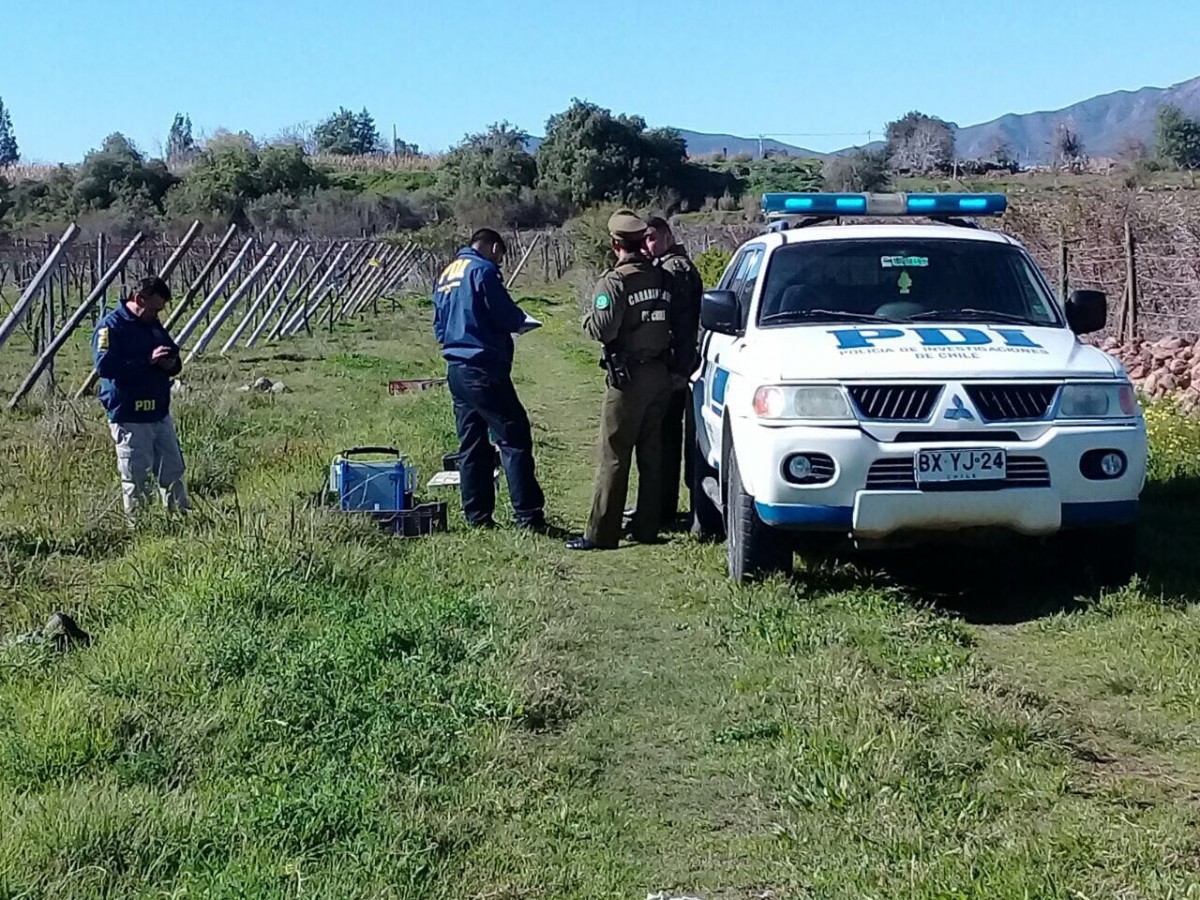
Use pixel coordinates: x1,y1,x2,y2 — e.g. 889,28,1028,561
672,130,819,158
522,129,819,159
952,75,1200,164
519,75,1200,168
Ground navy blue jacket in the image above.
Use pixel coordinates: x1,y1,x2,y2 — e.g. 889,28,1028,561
432,248,526,372
93,303,182,423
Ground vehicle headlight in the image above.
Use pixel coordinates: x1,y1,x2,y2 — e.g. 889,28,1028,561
1058,382,1138,419
753,385,852,420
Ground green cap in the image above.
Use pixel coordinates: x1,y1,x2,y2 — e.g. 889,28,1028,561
608,209,647,240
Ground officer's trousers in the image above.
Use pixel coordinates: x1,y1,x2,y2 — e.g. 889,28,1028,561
585,359,672,548
658,386,695,524
447,362,545,526
109,416,190,521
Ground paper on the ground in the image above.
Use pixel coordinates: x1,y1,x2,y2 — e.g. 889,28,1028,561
427,469,500,488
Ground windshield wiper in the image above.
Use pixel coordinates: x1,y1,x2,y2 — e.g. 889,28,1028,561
761,309,902,324
904,308,1044,326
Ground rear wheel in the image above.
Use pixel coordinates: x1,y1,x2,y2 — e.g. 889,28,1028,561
725,447,793,583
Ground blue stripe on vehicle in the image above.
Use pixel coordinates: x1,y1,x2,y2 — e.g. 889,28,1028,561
754,502,853,529
711,367,730,407
1061,501,1139,528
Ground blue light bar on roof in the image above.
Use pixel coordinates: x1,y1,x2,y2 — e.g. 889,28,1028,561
905,193,1007,215
763,193,868,215
761,192,1008,218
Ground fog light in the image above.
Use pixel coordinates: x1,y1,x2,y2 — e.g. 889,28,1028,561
1100,452,1125,478
788,455,814,480
782,453,836,485
1080,449,1127,480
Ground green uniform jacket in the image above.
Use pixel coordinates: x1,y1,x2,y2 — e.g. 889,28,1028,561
582,255,673,361
657,245,704,375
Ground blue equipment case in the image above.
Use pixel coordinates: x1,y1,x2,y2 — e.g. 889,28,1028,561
329,446,416,512
328,447,446,536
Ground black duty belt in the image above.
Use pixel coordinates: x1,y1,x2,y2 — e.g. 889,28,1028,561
627,352,669,365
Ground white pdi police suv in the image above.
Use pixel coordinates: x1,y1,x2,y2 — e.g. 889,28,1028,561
691,192,1147,583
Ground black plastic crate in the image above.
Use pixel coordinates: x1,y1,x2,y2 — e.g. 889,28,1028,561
372,501,448,537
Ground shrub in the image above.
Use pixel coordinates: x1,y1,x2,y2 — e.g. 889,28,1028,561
1144,397,1200,482
694,247,733,288
563,205,624,276
822,150,890,192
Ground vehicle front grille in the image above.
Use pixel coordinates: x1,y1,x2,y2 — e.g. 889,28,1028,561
893,431,1022,443
865,458,920,489
964,384,1059,422
864,455,1051,490
848,384,941,421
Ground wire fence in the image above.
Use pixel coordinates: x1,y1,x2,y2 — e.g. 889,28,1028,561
3,189,1200,410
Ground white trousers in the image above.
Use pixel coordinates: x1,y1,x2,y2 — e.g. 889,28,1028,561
109,416,190,519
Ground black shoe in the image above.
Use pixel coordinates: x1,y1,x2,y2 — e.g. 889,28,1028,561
468,518,497,529
661,513,690,534
565,537,608,551
519,519,570,540
630,533,666,546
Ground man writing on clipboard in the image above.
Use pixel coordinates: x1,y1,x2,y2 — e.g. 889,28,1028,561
433,228,548,531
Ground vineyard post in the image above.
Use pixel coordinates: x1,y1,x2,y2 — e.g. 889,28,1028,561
0,223,80,354
43,270,56,397
1058,228,1068,305
162,223,239,332
312,242,371,331
10,232,148,409
184,242,280,364
71,222,205,400
344,244,408,319
506,232,541,289
1124,219,1139,341
95,234,107,321
174,239,256,347
349,243,417,317
246,243,311,348
280,243,348,338
268,244,335,341
221,240,300,353
333,244,392,322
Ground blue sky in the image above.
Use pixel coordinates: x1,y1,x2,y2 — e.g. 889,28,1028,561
4,0,1198,163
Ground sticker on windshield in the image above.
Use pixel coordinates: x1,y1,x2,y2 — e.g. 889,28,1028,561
881,255,929,268
897,272,913,295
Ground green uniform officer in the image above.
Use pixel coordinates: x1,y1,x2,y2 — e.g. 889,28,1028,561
647,216,704,527
567,210,674,551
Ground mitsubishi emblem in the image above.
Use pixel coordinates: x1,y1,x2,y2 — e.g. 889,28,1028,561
944,395,975,421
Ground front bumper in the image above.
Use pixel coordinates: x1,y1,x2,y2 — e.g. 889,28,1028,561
739,420,1147,538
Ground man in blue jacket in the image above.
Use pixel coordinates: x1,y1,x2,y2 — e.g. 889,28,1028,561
93,276,190,521
433,229,546,530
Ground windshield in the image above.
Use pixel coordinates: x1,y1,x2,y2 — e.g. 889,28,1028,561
756,238,1061,328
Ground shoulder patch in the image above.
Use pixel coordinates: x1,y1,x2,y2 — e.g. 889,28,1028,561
97,327,109,350
594,294,611,311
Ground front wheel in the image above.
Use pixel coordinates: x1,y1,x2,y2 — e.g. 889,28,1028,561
690,439,724,541
725,447,792,583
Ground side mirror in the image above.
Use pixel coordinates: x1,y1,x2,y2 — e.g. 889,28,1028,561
701,290,742,336
1066,289,1107,336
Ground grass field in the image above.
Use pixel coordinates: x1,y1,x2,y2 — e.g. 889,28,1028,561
3,289,1200,898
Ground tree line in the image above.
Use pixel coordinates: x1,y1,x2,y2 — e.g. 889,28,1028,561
1,96,1199,240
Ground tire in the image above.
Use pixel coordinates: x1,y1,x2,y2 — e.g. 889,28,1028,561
1058,523,1138,588
690,439,725,541
725,446,793,583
